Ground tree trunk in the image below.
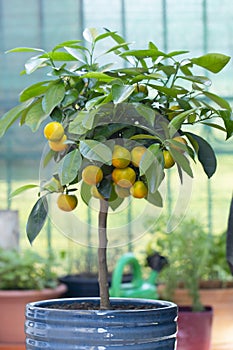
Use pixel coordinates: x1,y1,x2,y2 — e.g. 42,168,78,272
98,199,110,309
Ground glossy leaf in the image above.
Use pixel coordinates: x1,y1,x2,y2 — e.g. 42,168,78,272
57,149,82,186
191,53,231,73
80,181,92,205
42,81,66,115
202,91,231,111
168,109,196,137
20,81,50,102
10,184,39,198
146,190,163,207
0,100,33,137
79,140,112,165
25,57,48,74
185,132,217,178
83,28,98,43
112,84,135,104
169,148,193,178
26,196,48,244
25,98,48,132
81,72,115,82
6,47,45,53
218,110,233,139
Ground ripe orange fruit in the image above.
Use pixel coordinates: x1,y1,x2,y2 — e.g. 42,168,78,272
112,145,131,169
130,181,148,199
112,167,136,188
114,184,131,198
91,186,104,199
163,150,175,169
49,134,68,152
172,136,187,153
57,193,78,212
44,121,64,141
131,146,147,167
82,165,103,186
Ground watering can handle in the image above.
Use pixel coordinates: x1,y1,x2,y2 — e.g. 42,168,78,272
110,253,143,296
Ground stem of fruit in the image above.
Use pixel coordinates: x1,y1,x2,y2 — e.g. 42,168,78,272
98,199,110,309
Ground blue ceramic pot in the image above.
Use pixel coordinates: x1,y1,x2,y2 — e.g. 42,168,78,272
25,297,177,349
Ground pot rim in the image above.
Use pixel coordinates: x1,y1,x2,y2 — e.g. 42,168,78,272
26,297,177,314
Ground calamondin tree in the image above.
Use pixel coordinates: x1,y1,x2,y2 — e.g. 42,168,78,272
1,28,232,309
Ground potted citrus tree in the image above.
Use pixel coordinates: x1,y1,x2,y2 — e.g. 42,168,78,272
0,248,66,345
0,27,232,349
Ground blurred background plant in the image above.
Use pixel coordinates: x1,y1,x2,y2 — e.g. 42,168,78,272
143,215,232,311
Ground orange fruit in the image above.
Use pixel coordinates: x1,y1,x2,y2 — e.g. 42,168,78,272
82,165,103,186
112,145,131,169
131,146,147,167
49,134,68,152
44,121,64,141
130,181,148,199
163,150,175,169
112,167,136,188
91,186,104,199
57,193,78,212
171,136,187,153
114,184,131,198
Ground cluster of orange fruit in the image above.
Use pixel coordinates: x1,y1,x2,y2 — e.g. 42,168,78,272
44,121,68,152
82,145,148,200
43,122,187,212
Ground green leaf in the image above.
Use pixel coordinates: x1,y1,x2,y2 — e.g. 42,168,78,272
81,72,115,82
191,53,231,73
19,81,50,102
120,49,165,59
44,51,80,61
218,110,233,139
42,81,65,115
64,47,87,63
26,196,48,244
185,132,217,178
68,111,89,135
80,181,92,205
6,47,45,53
25,57,49,74
57,149,82,186
0,100,33,137
146,190,163,207
140,145,165,193
25,98,48,132
168,109,196,137
202,91,231,111
83,28,98,43
112,84,135,104
169,148,193,178
79,140,112,165
178,75,212,86
10,184,39,198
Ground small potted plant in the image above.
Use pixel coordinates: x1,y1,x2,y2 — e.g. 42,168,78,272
145,216,233,349
0,27,232,348
0,248,66,345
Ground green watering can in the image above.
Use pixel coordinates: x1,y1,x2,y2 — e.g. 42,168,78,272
110,252,166,299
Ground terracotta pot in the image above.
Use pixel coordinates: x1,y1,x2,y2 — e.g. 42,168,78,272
0,284,67,344
177,306,213,350
172,287,233,349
